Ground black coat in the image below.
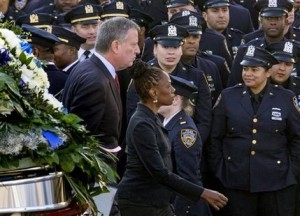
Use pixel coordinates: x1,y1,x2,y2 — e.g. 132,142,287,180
62,54,122,149
117,104,204,206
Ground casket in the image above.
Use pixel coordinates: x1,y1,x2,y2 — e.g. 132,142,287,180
0,166,71,213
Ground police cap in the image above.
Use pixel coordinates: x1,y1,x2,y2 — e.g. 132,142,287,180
16,13,55,29
198,0,230,11
254,0,293,17
101,1,130,20
170,75,198,98
22,24,60,48
169,10,202,35
240,45,279,68
266,40,300,63
149,23,189,47
49,25,86,50
165,0,194,8
129,9,153,28
64,4,101,24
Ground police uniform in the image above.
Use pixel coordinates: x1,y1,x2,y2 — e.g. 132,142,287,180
232,0,259,29
209,46,300,216
64,4,101,62
228,2,254,34
163,75,212,216
199,51,231,89
228,0,294,86
127,23,212,143
224,27,244,57
201,28,233,68
169,10,223,104
22,25,68,98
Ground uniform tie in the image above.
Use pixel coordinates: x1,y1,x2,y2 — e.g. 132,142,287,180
83,50,91,59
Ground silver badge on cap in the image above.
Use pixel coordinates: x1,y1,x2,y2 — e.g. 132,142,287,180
168,25,177,37
189,16,198,27
268,0,277,7
246,45,255,57
283,41,293,54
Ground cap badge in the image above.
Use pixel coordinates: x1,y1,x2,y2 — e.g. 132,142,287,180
85,5,94,13
29,14,39,23
246,45,255,57
268,0,277,7
182,10,191,16
168,25,177,37
116,2,124,10
189,16,198,26
283,41,293,54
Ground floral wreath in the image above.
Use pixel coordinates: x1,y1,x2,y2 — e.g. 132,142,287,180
0,22,117,214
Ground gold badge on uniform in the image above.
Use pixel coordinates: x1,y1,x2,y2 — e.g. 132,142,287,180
15,0,28,11
181,129,197,148
293,96,300,113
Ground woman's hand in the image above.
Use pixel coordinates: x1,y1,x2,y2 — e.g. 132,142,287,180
200,188,228,210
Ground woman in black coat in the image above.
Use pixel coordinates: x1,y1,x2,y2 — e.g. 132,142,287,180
117,60,228,216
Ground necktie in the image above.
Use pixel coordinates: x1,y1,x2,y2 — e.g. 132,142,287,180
115,75,120,92
83,50,90,59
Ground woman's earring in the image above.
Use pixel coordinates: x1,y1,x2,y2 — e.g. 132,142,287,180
153,98,158,104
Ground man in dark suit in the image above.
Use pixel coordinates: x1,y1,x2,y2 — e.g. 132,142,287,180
62,18,139,216
62,17,140,155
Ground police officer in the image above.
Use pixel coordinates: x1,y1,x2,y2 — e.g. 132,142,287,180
158,75,212,216
200,0,244,59
228,0,294,86
197,0,255,34
198,0,233,68
266,40,300,103
64,4,101,61
170,10,223,104
49,25,86,73
127,23,212,143
209,45,300,216
21,24,68,98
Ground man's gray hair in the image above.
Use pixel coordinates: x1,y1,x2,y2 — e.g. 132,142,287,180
95,17,140,53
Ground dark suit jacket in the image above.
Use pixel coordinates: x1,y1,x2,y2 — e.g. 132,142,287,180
62,54,122,149
209,83,300,192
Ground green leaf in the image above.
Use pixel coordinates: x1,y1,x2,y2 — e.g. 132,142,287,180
60,157,75,172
